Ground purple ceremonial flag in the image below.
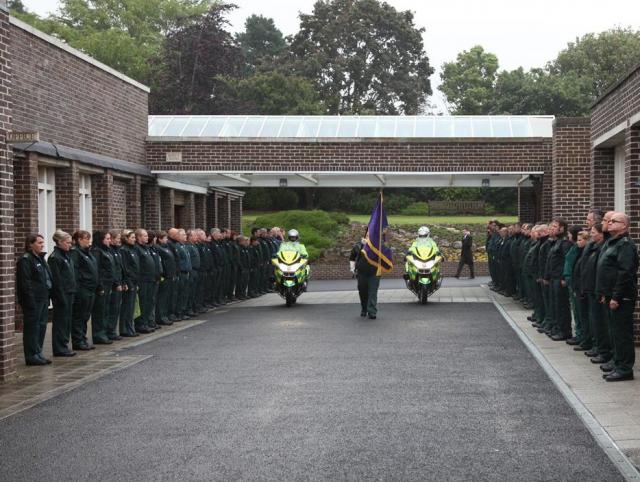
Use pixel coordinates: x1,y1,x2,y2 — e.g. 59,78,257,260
362,192,393,275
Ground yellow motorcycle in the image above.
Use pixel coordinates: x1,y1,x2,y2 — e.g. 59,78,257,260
404,242,443,304
272,249,310,307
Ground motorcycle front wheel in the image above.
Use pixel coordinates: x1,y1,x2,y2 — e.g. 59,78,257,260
419,285,429,305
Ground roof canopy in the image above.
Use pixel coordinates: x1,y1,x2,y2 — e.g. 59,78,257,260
148,115,554,139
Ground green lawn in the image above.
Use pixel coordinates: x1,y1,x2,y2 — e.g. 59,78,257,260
244,212,518,227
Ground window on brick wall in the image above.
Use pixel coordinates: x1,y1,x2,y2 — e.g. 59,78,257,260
79,174,92,232
38,167,56,253
614,145,626,212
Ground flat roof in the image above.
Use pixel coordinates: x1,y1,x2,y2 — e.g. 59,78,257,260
148,115,554,139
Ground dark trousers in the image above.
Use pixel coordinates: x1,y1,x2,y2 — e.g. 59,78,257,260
175,272,189,316
120,285,137,336
248,268,259,296
22,300,48,362
590,294,611,360
541,282,552,329
550,279,571,337
455,258,474,278
136,281,157,329
72,288,95,347
91,285,112,342
608,300,635,376
578,295,592,349
156,277,173,323
52,292,74,355
357,273,381,316
236,269,249,298
189,270,200,311
106,288,122,338
533,280,545,323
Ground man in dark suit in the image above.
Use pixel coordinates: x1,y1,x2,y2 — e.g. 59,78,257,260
455,228,474,279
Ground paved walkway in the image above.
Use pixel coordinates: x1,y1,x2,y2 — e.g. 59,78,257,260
1,279,639,479
0,301,624,480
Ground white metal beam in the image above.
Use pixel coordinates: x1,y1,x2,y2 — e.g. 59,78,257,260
156,178,209,194
219,173,251,184
375,174,386,185
296,173,318,185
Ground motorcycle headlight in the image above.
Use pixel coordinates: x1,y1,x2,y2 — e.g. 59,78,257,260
425,260,436,270
412,259,428,270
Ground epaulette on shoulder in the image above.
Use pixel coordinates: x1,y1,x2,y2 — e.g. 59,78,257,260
21,252,30,259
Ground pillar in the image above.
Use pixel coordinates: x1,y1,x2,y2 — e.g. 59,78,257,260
55,161,80,234
142,182,161,231
592,147,615,212
91,170,114,230
160,188,175,230
0,1,15,380
126,175,142,229
551,118,591,225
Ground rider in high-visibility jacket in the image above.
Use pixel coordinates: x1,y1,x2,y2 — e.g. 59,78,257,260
407,226,442,259
277,229,309,258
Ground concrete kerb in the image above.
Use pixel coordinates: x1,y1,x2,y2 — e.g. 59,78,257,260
490,294,640,481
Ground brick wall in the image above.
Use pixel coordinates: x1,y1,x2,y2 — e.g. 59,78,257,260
195,194,207,228
160,188,175,230
10,20,148,165
207,194,218,230
551,118,592,225
591,148,615,211
311,260,489,280
92,171,114,230
0,6,15,380
146,139,552,173
230,196,242,233
112,179,128,229
142,182,160,231
592,66,640,141
55,162,80,233
518,186,537,223
218,194,230,229
126,176,142,229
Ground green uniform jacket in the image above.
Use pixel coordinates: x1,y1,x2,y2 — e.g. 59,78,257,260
70,246,99,292
523,239,540,277
120,244,140,287
537,237,551,280
91,245,118,290
17,252,52,310
579,241,602,295
48,247,77,302
544,238,572,281
154,243,177,278
135,244,158,282
561,244,579,286
595,234,639,302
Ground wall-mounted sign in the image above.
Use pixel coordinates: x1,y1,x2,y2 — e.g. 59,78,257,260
7,131,40,143
166,151,182,163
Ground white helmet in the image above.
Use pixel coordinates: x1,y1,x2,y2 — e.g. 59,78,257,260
288,229,299,241
418,226,430,237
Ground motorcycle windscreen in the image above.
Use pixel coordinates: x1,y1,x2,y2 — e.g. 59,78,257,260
414,245,437,261
278,250,301,264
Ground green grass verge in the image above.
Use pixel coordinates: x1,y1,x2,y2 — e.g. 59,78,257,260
244,212,517,226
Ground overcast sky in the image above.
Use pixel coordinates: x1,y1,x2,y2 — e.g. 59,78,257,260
21,0,640,110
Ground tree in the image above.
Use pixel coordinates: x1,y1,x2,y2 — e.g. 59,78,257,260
549,28,640,101
286,0,433,115
236,15,286,75
149,4,244,114
439,45,499,114
441,29,640,116
491,68,592,116
213,72,325,114
12,0,213,83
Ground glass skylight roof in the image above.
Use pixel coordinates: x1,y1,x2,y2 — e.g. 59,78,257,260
148,115,554,138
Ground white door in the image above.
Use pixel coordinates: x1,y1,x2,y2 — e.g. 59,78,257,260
79,174,93,232
614,145,626,212
37,167,56,253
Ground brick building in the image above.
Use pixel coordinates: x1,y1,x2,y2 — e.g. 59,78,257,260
0,16,243,380
0,7,639,380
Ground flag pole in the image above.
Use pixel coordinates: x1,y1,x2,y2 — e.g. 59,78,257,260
377,190,383,276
